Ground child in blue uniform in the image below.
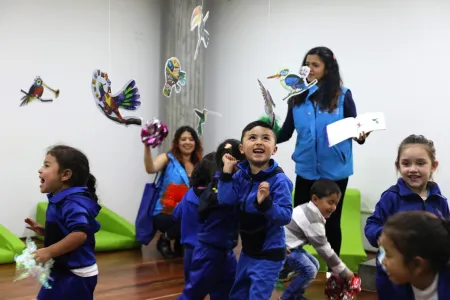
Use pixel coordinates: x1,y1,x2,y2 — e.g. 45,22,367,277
219,120,294,300
365,134,450,299
380,211,450,299
178,138,245,300
25,145,101,300
172,152,217,283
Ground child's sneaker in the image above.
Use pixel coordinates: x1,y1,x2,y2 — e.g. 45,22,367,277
278,267,298,282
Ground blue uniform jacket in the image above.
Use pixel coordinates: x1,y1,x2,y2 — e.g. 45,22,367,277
290,86,353,181
197,172,239,251
45,187,101,270
365,178,449,248
172,187,203,248
218,159,293,261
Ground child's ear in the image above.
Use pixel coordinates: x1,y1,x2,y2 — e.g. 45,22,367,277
409,256,428,275
272,146,278,155
60,169,72,182
432,160,439,173
311,194,319,204
239,144,244,154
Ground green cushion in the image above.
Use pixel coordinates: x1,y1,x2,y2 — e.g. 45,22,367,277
95,231,138,252
35,202,139,252
0,248,15,264
0,224,25,264
296,189,368,272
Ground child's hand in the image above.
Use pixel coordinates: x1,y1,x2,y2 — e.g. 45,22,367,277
346,271,355,281
25,218,45,236
222,153,238,173
34,248,52,264
257,182,270,204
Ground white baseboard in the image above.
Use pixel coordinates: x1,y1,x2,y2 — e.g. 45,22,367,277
360,211,378,252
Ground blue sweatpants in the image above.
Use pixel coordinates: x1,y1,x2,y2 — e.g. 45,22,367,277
178,244,236,300
229,253,283,300
183,245,194,283
37,269,97,300
282,248,319,299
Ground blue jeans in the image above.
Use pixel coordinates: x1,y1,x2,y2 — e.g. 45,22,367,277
282,248,319,300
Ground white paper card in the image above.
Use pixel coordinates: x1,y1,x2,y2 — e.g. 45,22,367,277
326,112,386,147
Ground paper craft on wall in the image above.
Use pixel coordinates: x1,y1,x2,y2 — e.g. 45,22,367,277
191,5,210,60
14,237,54,289
257,79,276,128
267,66,318,101
193,108,221,136
91,69,142,126
163,57,186,97
326,112,386,147
20,76,60,107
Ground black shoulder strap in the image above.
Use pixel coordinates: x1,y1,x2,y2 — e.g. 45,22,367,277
198,178,220,221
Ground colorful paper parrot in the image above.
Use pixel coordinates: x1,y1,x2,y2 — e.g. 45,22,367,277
20,76,59,107
91,69,142,126
163,57,186,97
193,108,221,136
190,5,210,60
267,66,318,101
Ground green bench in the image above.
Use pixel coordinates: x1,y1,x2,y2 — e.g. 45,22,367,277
36,202,140,252
0,225,25,264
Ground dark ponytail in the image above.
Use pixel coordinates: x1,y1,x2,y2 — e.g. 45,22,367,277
87,173,99,202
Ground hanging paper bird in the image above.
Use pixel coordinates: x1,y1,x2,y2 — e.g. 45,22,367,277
91,69,142,126
257,79,276,127
193,108,221,136
267,66,318,101
20,76,60,107
163,57,186,97
190,5,210,60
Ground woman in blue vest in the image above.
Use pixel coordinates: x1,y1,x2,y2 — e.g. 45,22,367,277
144,125,203,259
276,46,369,281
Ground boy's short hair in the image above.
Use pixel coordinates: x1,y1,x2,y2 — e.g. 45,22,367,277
190,152,217,187
240,120,277,143
216,139,245,169
310,179,341,199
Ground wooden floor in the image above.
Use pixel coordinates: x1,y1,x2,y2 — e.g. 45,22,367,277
0,239,378,300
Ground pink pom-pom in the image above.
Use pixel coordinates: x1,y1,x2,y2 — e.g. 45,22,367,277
325,274,361,300
141,118,169,148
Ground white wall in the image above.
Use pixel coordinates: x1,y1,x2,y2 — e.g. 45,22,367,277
0,0,162,237
204,0,450,251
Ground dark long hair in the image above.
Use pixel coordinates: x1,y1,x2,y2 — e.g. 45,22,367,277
291,46,342,112
170,125,203,166
47,145,98,202
190,152,217,187
383,211,450,272
216,138,246,170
